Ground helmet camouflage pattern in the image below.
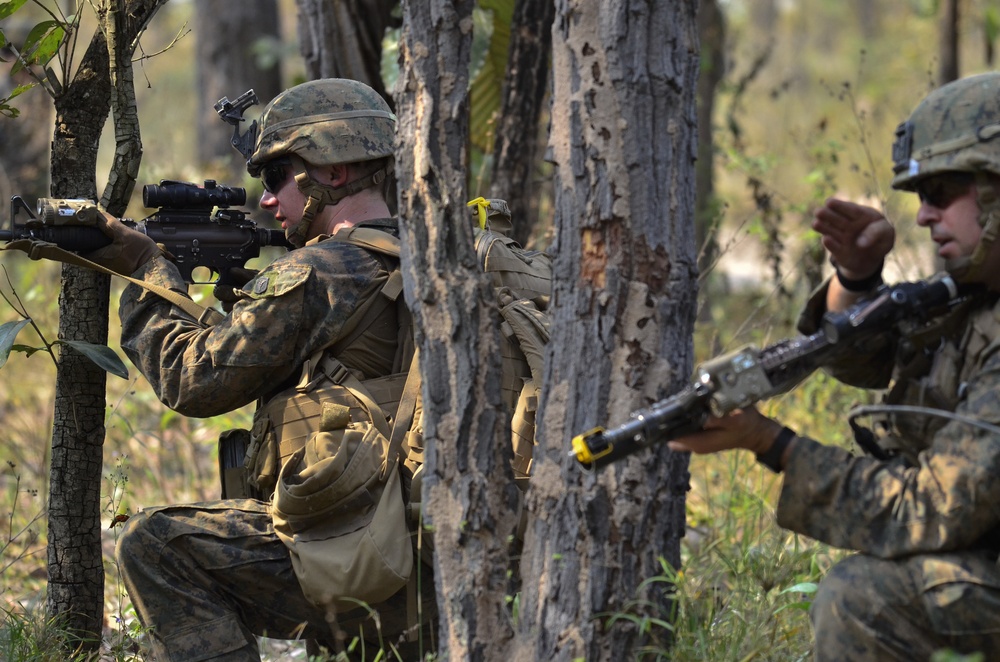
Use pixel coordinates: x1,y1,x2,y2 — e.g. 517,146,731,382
892,72,1000,190
247,78,396,176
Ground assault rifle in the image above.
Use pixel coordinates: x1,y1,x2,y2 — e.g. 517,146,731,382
572,273,967,469
2,180,291,285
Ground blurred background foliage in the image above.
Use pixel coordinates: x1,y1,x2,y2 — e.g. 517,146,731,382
0,0,995,658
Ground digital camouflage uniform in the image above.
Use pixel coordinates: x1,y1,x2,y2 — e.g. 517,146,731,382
766,71,1000,661
785,278,1000,660
111,78,434,661
115,226,428,661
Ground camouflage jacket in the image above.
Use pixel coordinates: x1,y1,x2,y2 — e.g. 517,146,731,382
118,221,399,418
777,277,1000,558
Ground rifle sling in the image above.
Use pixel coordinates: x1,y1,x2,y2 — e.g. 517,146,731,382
1,239,223,326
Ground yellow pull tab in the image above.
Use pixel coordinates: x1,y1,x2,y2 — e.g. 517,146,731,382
467,197,489,230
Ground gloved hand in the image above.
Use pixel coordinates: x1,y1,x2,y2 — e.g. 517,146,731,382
83,211,164,275
212,267,259,312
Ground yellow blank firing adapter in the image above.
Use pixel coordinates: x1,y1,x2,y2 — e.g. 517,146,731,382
571,427,610,466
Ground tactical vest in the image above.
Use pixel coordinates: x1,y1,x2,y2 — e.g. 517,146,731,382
878,293,1000,462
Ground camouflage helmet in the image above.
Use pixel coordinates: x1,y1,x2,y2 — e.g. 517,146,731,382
892,72,1000,190
247,78,396,176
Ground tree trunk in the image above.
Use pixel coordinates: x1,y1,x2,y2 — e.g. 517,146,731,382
295,0,397,104
46,0,167,648
194,0,283,183
515,1,699,660
395,0,519,658
695,0,724,280
939,0,959,84
47,28,113,648
101,0,145,213
487,0,554,247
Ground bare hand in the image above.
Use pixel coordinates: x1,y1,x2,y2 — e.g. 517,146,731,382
667,406,783,456
812,198,895,279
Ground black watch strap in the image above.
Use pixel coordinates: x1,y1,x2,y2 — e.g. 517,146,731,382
756,426,797,473
831,257,884,292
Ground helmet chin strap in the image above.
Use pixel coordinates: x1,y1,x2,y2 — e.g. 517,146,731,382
286,157,389,248
947,172,1000,282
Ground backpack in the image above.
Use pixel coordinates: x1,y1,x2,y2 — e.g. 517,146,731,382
225,198,552,622
328,198,552,500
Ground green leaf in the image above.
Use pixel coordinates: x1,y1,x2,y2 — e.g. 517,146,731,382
30,24,64,65
469,0,515,153
780,582,818,595
3,82,35,103
57,340,129,379
987,7,1000,43
19,20,63,66
0,319,31,369
0,0,29,22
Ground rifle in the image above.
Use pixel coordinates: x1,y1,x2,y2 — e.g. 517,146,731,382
572,273,967,469
2,180,291,285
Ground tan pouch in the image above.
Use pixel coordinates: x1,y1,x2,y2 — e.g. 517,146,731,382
246,372,407,499
271,414,413,613
497,291,550,484
246,412,279,497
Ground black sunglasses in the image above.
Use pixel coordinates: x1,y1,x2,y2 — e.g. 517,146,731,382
261,158,292,194
915,172,975,209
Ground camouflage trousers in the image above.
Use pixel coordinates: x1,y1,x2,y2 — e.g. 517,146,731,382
811,550,1000,661
115,499,429,662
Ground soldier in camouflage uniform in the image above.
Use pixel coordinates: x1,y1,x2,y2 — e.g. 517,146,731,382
672,72,1000,660
82,79,422,660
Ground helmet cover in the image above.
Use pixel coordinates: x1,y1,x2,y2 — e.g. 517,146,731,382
892,72,1000,190
247,78,396,175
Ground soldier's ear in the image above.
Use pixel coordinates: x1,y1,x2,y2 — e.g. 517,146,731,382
328,164,351,187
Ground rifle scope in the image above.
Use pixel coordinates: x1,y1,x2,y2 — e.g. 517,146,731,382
143,180,246,209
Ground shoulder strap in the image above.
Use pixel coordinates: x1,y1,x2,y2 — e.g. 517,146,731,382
386,347,422,477
325,226,405,359
332,225,401,259
327,227,422,478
